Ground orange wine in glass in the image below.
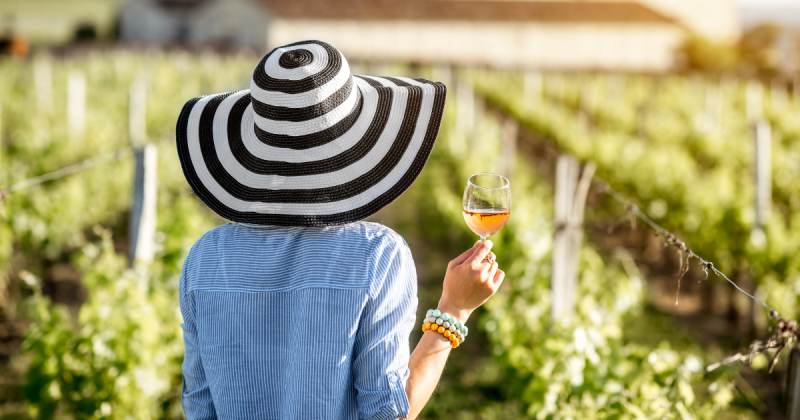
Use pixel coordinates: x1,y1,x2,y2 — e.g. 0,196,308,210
462,173,511,241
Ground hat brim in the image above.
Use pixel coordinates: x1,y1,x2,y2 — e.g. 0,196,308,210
176,76,446,226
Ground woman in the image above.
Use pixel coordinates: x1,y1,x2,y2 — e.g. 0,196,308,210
177,40,505,420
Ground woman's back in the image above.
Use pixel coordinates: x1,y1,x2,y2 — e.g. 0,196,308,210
180,222,417,419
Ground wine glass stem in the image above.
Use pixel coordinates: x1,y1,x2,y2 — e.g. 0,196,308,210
480,236,487,242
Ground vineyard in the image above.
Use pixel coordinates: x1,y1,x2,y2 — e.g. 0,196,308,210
0,50,798,419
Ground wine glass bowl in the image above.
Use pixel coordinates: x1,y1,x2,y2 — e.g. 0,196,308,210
462,173,511,241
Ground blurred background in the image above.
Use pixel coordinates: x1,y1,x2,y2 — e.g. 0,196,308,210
0,0,799,418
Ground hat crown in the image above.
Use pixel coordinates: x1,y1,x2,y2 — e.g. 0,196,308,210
249,41,357,142
278,49,314,69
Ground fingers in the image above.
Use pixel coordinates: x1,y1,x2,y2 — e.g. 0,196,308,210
485,261,499,283
491,269,505,290
466,240,493,266
483,252,496,263
449,241,481,268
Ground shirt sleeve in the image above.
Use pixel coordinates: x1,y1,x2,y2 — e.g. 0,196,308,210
352,232,418,420
180,258,218,420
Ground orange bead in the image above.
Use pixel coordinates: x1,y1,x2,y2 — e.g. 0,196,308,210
437,326,445,334
453,340,460,349
444,330,451,338
423,322,431,330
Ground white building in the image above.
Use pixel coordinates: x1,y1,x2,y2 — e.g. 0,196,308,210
118,0,741,72
118,0,269,49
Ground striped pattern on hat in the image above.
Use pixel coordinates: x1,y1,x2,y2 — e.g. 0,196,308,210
176,40,447,226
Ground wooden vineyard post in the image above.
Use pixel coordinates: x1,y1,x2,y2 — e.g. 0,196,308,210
552,156,579,322
744,77,769,248
502,119,517,181
67,70,86,140
456,82,475,133
551,155,596,322
786,346,800,419
746,81,763,123
754,121,772,229
129,144,157,267
451,81,475,156
129,79,147,146
34,58,53,113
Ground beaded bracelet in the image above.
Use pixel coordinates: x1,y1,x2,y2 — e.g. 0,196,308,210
421,309,469,349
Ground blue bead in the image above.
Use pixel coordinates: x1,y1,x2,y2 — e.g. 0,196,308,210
463,326,469,336
456,321,463,330
441,313,450,322
432,309,441,317
450,317,458,326
426,309,434,317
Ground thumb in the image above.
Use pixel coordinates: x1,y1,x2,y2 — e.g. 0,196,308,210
466,240,493,265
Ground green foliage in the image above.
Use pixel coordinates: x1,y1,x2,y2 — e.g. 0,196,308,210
20,229,182,419
0,52,230,418
0,55,776,418
0,52,248,265
471,69,800,323
404,78,735,418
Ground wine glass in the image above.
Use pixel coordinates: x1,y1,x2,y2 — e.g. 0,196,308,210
462,173,511,242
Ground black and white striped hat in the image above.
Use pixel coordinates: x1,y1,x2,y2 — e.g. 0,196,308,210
176,40,447,226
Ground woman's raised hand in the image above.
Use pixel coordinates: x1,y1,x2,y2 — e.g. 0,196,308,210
437,240,505,323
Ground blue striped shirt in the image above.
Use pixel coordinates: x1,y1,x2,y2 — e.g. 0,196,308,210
179,222,417,419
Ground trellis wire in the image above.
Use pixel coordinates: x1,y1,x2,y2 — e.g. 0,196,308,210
595,178,798,373
0,129,794,372
0,147,134,200
599,180,777,315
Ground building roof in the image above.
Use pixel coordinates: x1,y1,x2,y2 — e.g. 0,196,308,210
154,0,208,5
256,0,676,24
154,0,212,10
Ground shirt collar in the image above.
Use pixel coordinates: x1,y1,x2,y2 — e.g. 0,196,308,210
238,223,280,229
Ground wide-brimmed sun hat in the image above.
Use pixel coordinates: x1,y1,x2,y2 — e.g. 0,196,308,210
176,40,447,226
